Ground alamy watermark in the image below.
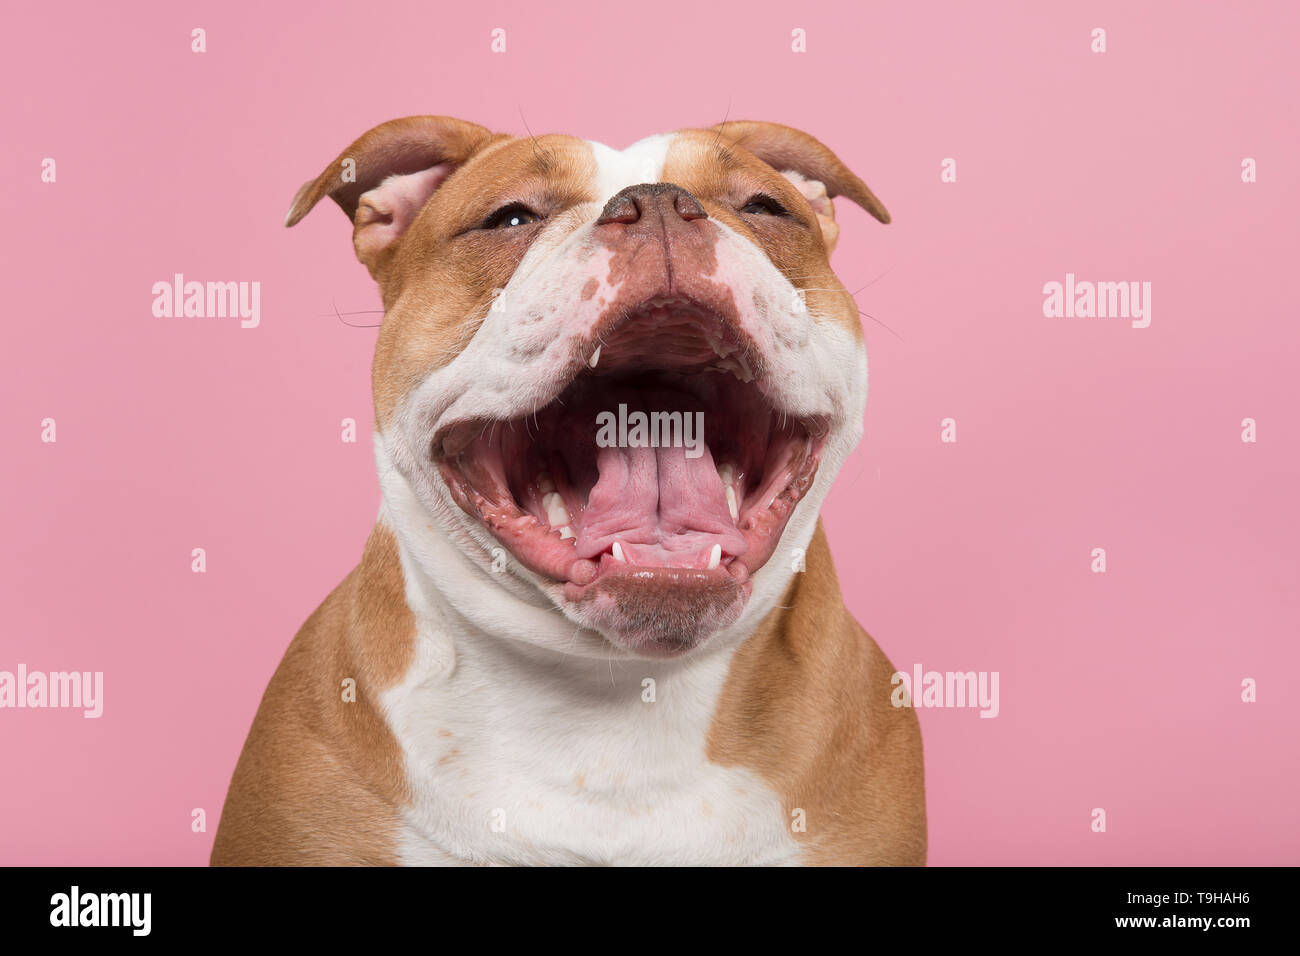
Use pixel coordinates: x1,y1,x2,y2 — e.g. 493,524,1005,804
49,886,150,936
1042,272,1151,328
595,404,705,459
891,664,999,718
0,665,103,718
152,273,260,328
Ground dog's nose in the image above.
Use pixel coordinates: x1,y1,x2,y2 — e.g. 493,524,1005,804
596,183,709,226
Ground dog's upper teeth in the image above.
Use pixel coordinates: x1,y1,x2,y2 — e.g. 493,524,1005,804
710,358,754,383
707,544,722,570
537,471,556,494
611,541,626,562
706,332,733,359
542,491,570,528
588,345,601,368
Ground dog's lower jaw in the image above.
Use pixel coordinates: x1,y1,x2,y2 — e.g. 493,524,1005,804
381,433,760,661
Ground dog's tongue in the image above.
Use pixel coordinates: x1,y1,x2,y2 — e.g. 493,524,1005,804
562,391,747,566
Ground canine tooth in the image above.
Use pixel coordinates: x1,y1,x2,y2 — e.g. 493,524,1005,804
559,525,576,540
542,491,570,527
588,345,602,368
733,353,754,382
716,464,740,521
611,541,626,562
707,544,722,570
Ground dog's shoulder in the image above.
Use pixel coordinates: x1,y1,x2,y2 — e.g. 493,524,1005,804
708,521,928,865
210,526,415,866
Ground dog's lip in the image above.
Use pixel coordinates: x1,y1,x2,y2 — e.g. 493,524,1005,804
561,551,751,602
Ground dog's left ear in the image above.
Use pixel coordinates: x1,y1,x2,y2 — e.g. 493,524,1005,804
708,120,890,255
284,115,498,278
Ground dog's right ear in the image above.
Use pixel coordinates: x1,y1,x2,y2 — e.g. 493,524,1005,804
285,115,497,278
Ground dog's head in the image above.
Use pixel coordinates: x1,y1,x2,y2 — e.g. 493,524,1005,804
288,116,888,659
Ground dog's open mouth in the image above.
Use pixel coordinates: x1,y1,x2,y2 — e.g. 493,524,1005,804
433,297,827,615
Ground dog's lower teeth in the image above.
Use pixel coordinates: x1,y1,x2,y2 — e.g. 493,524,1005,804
707,544,722,570
611,542,626,562
725,486,739,521
559,525,575,540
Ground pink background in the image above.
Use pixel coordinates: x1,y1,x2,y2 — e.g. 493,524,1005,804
2,0,1297,865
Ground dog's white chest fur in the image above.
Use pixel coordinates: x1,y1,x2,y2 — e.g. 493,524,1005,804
380,608,800,866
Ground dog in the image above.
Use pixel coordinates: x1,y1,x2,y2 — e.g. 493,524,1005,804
210,116,926,866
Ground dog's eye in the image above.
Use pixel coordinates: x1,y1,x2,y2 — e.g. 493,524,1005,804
484,203,542,229
739,195,788,217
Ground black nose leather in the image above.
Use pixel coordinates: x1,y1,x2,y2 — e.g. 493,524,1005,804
596,183,709,225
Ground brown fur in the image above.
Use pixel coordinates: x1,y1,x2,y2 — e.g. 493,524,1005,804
210,525,415,865
707,121,891,224
662,129,872,341
708,521,927,865
371,136,599,425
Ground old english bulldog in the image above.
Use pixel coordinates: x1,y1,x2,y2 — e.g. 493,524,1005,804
211,116,926,866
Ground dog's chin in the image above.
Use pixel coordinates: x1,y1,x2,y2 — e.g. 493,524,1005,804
560,563,752,658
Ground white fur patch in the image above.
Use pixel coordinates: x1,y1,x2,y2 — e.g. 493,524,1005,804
375,500,800,866
588,134,672,202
